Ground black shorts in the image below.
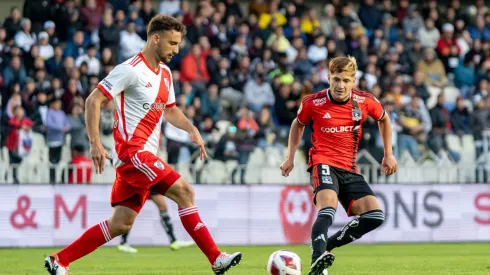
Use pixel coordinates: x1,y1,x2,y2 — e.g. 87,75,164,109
309,164,375,216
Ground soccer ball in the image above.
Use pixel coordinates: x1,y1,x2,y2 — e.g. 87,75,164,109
266,250,302,275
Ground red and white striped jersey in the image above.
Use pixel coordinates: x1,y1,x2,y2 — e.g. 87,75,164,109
97,52,176,167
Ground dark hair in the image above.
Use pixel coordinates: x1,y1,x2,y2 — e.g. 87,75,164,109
147,15,187,37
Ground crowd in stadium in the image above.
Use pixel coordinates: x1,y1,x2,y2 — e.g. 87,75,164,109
1,0,490,184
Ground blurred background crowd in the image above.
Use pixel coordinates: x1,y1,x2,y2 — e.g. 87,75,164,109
1,0,490,184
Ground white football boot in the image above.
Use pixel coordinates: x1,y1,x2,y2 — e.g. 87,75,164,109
44,255,69,275
117,243,138,253
211,252,242,274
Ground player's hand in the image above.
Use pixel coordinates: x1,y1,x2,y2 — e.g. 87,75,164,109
90,141,111,174
381,154,397,176
280,157,294,177
189,126,208,160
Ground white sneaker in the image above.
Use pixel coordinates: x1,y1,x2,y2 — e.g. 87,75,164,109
44,255,69,275
117,243,138,253
170,240,194,250
212,252,242,275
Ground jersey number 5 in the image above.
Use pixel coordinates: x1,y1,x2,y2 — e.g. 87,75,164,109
321,165,330,176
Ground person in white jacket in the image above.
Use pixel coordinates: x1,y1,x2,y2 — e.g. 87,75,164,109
120,22,146,60
14,18,36,52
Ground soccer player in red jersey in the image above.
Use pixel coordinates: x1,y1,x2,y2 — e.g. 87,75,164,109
280,56,397,275
44,15,242,275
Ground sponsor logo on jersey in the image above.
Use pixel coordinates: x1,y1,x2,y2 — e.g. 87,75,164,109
352,94,366,103
154,161,165,170
143,102,166,111
323,112,331,119
321,125,361,133
352,108,362,121
313,97,327,106
101,79,113,90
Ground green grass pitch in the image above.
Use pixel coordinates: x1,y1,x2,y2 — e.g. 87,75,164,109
0,243,488,274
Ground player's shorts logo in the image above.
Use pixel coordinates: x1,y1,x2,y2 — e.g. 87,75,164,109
279,186,316,244
113,119,118,129
154,161,165,170
321,176,333,184
352,108,362,121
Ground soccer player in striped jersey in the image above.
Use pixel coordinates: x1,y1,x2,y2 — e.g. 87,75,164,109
45,15,241,275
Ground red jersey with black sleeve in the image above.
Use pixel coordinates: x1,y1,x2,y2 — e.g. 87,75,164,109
297,88,385,173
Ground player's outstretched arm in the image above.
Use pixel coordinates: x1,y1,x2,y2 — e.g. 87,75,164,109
164,106,208,160
85,88,111,174
280,119,305,177
377,114,397,175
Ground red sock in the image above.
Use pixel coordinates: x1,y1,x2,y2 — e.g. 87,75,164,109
55,220,113,266
179,206,221,263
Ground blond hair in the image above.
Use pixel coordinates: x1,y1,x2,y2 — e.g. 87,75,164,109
328,56,358,77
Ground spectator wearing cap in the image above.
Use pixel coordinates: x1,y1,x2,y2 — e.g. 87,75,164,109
46,98,71,184
417,17,440,49
437,23,460,58
468,15,490,42
14,18,36,53
66,144,92,184
43,21,58,46
38,32,54,60
120,21,146,61
75,44,100,76
5,105,33,184
63,31,87,60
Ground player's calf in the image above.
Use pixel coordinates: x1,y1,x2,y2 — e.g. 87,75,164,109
327,209,385,251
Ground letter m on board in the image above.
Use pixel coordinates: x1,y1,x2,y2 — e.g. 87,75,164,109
54,195,87,229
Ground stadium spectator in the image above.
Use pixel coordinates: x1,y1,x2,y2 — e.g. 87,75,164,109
66,144,92,184
244,70,275,113
46,98,71,184
5,105,33,184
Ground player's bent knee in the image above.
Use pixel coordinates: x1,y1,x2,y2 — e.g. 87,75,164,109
108,218,134,236
315,189,338,210
166,179,195,208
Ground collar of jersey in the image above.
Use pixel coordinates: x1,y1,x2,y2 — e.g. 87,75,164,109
327,89,350,105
